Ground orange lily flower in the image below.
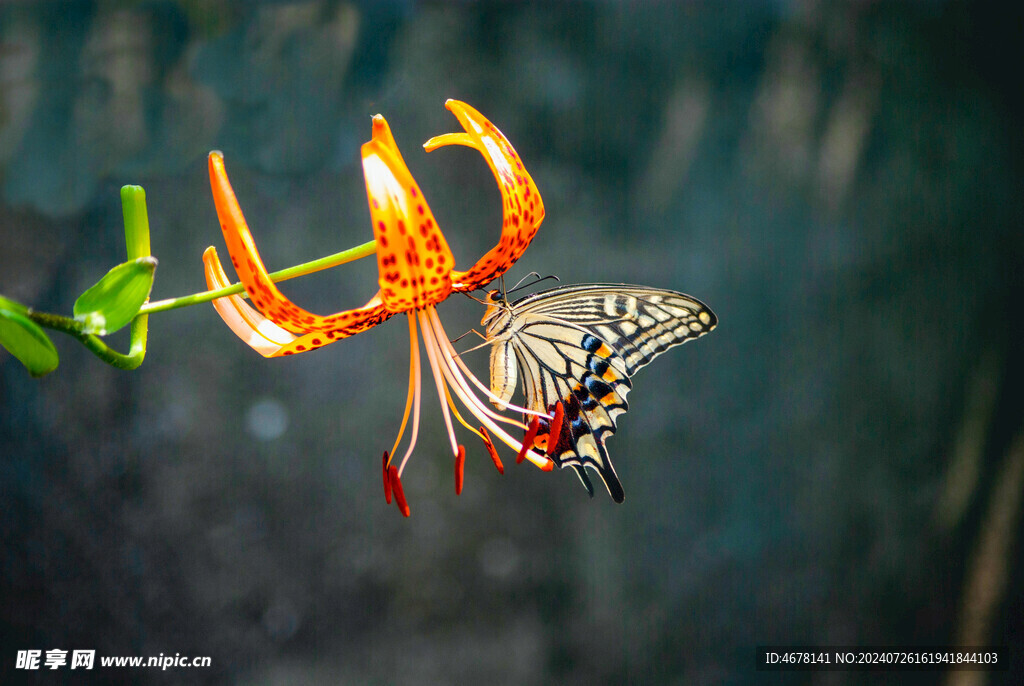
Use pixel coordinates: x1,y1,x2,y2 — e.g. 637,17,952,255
204,100,551,515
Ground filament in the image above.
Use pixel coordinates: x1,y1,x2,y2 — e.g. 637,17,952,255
426,308,537,426
442,383,485,439
424,308,551,469
388,313,419,462
418,309,459,455
396,313,423,477
436,319,546,419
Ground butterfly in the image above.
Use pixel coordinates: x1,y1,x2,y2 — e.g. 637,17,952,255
480,282,717,502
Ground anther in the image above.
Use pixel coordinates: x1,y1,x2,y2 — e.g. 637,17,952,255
545,402,564,457
479,426,504,474
388,465,410,517
382,451,392,504
517,416,541,464
455,445,466,495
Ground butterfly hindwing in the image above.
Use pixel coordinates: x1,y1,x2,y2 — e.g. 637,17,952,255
514,319,631,439
485,283,716,502
516,343,628,503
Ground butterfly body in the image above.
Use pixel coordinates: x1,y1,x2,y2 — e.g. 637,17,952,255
481,283,716,502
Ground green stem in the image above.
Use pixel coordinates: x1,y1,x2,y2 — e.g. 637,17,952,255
27,310,145,370
138,239,377,315
22,186,156,371
18,180,374,372
23,239,375,370
119,186,150,369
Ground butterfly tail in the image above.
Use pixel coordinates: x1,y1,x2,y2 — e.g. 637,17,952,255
542,396,626,503
572,465,595,498
591,439,625,503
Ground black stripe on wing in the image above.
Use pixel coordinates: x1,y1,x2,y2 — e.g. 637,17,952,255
509,284,717,375
511,325,631,502
514,323,630,444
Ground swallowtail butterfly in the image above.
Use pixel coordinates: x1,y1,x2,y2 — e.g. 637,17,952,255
481,283,716,502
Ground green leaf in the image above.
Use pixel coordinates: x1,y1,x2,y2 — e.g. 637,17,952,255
0,305,59,377
73,256,158,335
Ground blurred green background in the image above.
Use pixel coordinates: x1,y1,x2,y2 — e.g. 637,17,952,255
2,1,1022,684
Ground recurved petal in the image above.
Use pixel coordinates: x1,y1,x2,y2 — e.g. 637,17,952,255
270,296,391,357
362,115,455,312
203,246,297,357
204,246,391,357
424,100,545,293
208,151,393,349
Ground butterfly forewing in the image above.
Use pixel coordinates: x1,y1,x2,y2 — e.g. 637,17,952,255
509,285,717,375
486,283,716,502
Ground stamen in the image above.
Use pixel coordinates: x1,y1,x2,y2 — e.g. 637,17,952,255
480,426,504,474
389,465,410,517
423,310,528,443
440,350,530,438
424,308,535,436
427,308,544,420
442,378,485,439
422,307,550,470
396,314,423,477
546,402,564,457
455,444,466,495
382,451,392,504
418,310,459,455
445,345,546,419
517,416,541,464
442,353,540,462
388,314,419,460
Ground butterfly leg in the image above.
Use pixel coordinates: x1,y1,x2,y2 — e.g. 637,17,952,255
450,328,486,345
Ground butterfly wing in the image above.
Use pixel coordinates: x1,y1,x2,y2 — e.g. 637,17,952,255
512,284,718,375
500,284,717,502
509,317,633,501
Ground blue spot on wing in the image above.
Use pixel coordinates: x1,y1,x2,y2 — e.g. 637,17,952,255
588,356,609,377
581,334,602,353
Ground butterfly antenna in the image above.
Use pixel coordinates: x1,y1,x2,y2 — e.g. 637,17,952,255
506,273,561,295
509,271,541,291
